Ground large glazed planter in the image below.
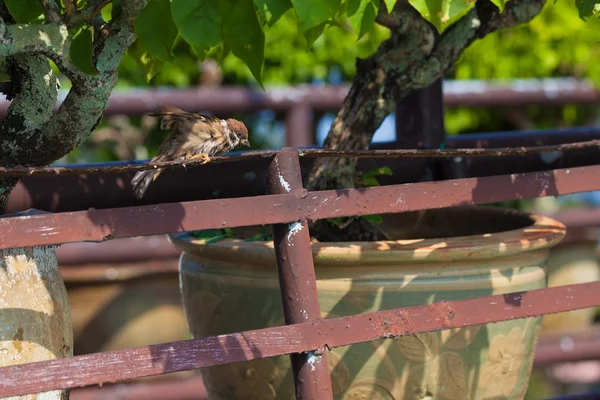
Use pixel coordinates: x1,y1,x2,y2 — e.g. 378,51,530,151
169,206,566,400
541,239,600,334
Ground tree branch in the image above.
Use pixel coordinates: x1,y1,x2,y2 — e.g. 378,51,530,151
0,21,81,81
0,0,146,172
69,0,112,28
307,0,545,191
306,0,545,240
63,0,76,21
40,0,63,24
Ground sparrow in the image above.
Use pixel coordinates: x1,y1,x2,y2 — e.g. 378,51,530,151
131,105,250,199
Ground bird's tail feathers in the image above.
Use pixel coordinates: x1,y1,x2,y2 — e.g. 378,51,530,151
131,169,162,200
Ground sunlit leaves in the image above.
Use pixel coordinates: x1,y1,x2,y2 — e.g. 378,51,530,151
383,0,396,13
223,0,265,87
409,0,475,32
489,0,508,12
576,0,600,20
348,0,379,39
134,0,178,62
121,0,517,88
254,0,292,26
70,27,98,75
127,38,165,83
172,0,222,60
304,22,327,48
5,0,44,23
292,0,341,31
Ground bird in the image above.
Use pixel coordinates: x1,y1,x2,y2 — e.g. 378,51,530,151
131,105,250,199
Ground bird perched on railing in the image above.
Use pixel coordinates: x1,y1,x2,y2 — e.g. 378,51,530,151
131,105,250,199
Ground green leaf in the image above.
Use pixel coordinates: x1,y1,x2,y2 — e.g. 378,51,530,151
189,228,236,243
383,0,396,13
348,0,379,40
172,0,222,61
135,0,178,62
576,0,598,19
128,39,165,83
361,214,383,224
101,3,113,21
5,0,44,23
304,22,327,48
292,0,341,31
223,0,265,87
70,28,99,75
361,176,380,186
363,166,393,179
489,0,507,12
254,0,292,26
410,0,473,31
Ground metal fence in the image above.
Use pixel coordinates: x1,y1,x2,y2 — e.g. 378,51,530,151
0,80,600,399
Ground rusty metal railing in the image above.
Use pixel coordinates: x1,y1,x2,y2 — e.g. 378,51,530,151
0,78,593,149
1,80,600,398
1,144,600,397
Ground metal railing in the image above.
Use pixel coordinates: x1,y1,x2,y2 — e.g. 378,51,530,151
1,147,600,397
0,80,599,398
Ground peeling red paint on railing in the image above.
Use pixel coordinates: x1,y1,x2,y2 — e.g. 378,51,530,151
1,164,599,250
0,281,598,397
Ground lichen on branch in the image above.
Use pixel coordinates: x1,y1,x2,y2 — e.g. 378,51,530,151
0,0,146,207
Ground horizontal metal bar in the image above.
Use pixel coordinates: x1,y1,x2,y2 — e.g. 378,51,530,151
56,236,179,265
442,78,600,107
1,164,599,250
535,334,600,365
446,127,600,148
0,79,589,118
1,281,599,397
2,140,598,177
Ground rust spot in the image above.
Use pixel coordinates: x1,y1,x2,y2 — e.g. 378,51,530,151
448,310,455,320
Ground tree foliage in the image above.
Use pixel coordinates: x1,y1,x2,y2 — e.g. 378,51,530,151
117,0,600,88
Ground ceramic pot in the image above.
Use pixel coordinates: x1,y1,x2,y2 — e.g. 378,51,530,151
541,240,600,334
169,206,566,400
0,246,72,400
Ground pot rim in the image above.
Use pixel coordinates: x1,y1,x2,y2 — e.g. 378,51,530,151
168,207,566,265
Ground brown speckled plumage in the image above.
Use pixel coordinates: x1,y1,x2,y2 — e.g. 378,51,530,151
131,105,250,199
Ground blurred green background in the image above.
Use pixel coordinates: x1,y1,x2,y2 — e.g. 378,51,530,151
56,0,600,166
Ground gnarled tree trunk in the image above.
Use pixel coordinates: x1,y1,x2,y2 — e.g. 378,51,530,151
306,0,546,241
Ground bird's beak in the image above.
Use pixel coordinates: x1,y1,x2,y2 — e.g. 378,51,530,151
241,138,250,148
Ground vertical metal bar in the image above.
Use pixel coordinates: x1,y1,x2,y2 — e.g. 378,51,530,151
395,79,447,180
395,79,446,149
267,147,333,400
286,104,313,148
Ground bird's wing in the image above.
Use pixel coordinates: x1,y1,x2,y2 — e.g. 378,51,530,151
150,108,223,161
149,105,220,131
